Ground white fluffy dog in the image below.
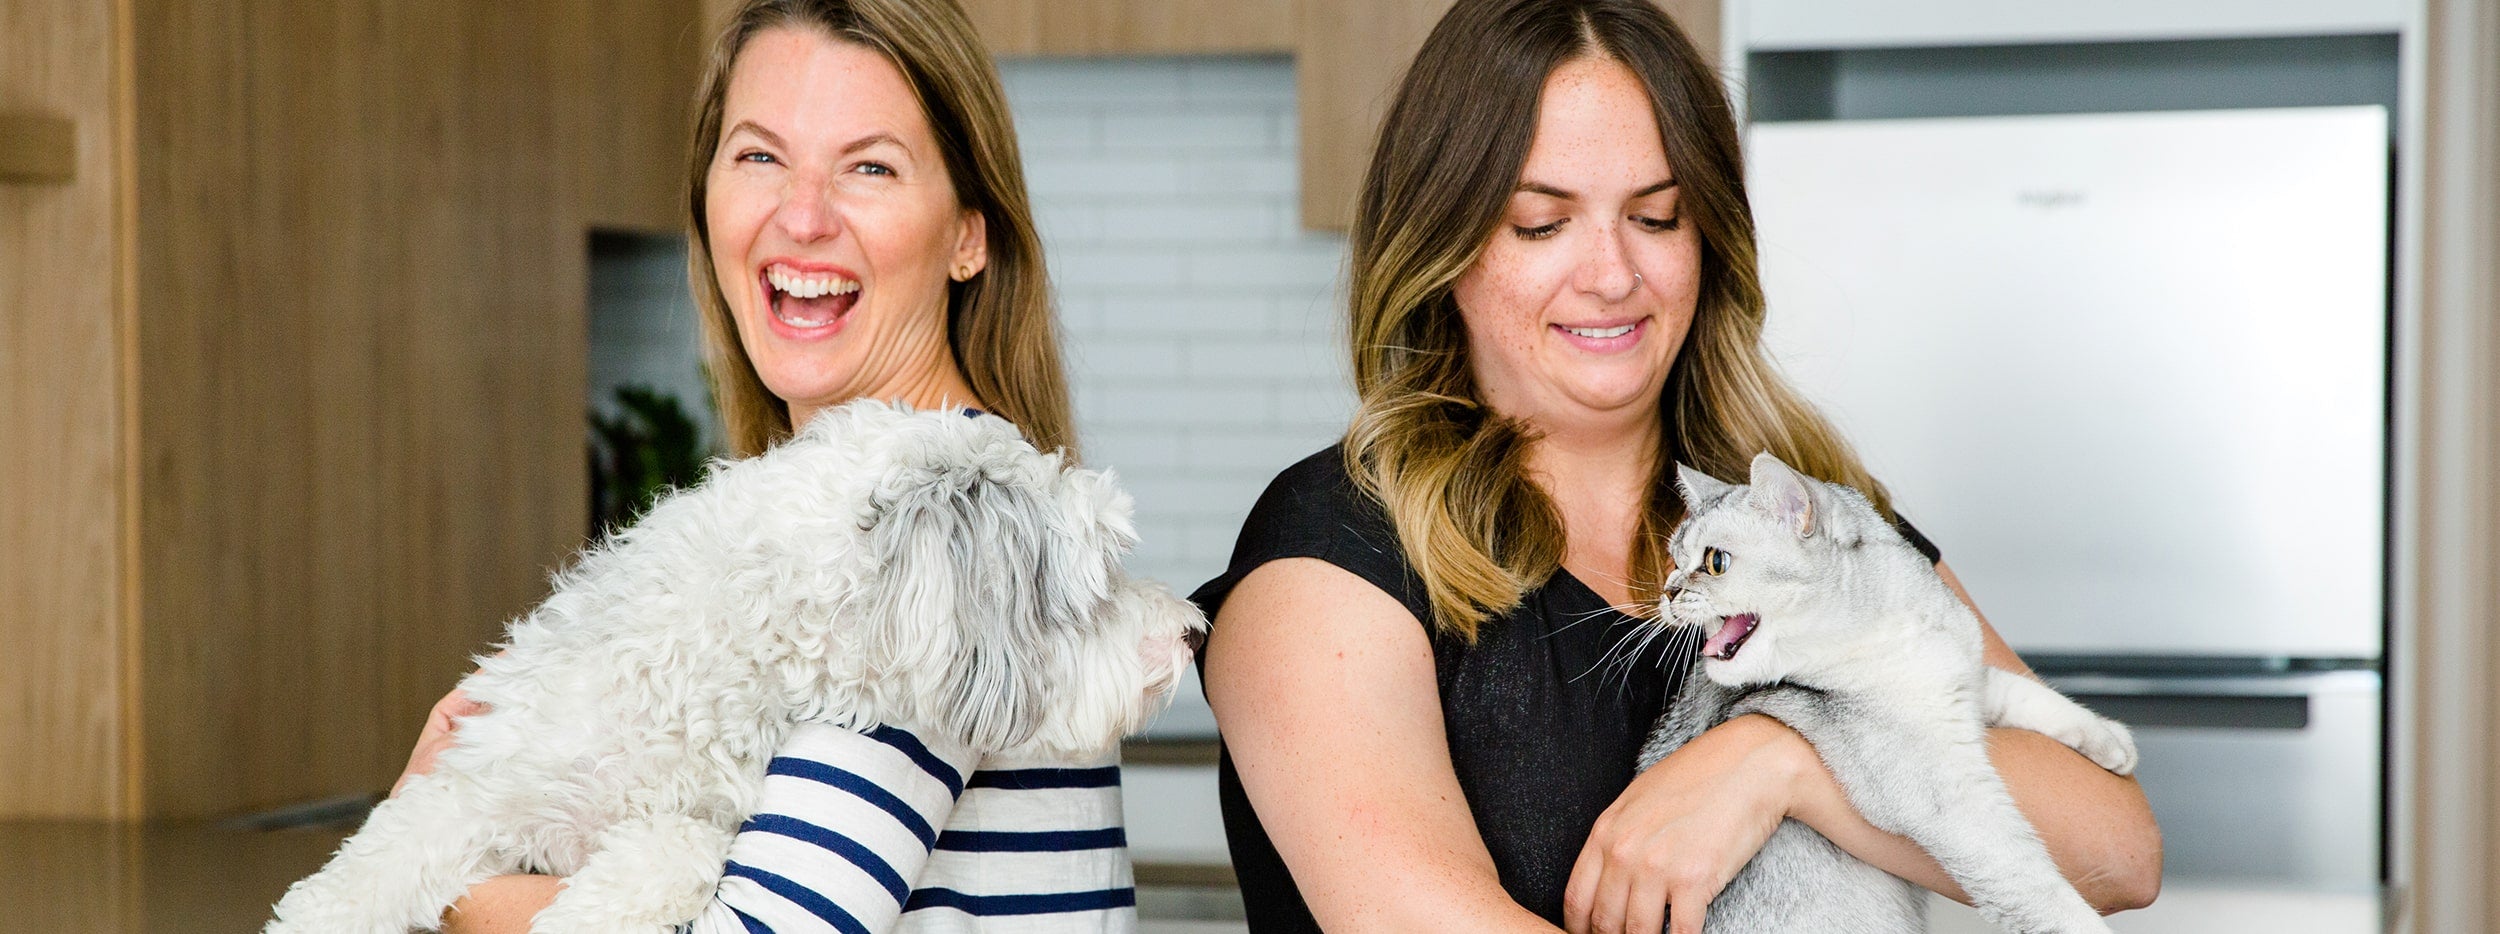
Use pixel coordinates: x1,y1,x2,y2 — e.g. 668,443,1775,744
265,400,1205,934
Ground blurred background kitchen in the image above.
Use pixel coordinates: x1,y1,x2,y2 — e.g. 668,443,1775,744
5,0,2498,931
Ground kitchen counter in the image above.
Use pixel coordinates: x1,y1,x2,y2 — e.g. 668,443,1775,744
1,821,2381,933
0,821,1249,933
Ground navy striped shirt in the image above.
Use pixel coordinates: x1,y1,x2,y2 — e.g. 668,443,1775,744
686,722,1135,934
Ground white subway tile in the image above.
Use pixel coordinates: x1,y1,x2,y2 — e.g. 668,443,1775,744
1008,107,1100,155
1124,472,1270,519
1273,289,1349,339
1082,384,1274,428
1182,155,1298,195
1051,296,1103,334
1030,200,1102,249
1068,335,1188,382
1080,425,1188,474
1047,245,1190,289
1095,296,1273,335
1182,57,1297,105
1181,520,1250,572
1185,429,1336,472
1024,158,1184,196
1096,200,1278,244
1102,110,1279,153
1277,384,1359,429
999,58,1185,106
1182,338,1344,382
1183,240,1346,291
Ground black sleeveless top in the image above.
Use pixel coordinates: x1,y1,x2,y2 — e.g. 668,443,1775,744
1188,447,1940,931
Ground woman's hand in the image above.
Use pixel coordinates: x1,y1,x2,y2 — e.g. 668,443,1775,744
1562,714,1813,934
394,685,485,797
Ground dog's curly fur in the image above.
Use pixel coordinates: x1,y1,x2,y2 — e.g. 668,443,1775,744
265,401,1204,934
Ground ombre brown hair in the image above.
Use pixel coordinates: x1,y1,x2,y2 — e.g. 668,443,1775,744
1345,0,1891,639
686,0,1075,458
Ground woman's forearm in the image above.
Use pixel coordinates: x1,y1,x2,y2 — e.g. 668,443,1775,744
441,875,561,934
1785,726,2162,913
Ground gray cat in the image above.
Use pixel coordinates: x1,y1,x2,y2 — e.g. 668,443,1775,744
1638,453,2139,934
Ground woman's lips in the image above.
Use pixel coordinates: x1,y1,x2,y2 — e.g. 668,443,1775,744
1552,316,1648,353
758,263,861,339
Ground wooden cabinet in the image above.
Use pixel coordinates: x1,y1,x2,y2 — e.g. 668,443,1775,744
560,0,706,233
965,0,1294,57
3,0,588,820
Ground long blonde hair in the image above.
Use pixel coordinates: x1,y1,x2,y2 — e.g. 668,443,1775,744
1345,0,1890,639
686,0,1075,459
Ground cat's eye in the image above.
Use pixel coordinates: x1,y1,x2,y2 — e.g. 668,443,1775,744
1699,546,1730,575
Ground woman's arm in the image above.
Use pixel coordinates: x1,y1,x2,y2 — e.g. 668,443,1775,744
405,696,976,933
1781,561,2162,910
442,877,562,934
683,722,976,933
1564,561,2161,934
392,685,563,934
1202,558,1559,933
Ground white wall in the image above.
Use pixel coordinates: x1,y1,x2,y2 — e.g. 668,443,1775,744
999,55,1355,629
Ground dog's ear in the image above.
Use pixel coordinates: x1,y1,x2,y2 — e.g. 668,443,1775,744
861,463,1075,752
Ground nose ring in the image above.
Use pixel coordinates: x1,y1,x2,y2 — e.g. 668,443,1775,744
1630,272,1643,294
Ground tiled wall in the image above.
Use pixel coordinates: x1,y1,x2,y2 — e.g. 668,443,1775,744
587,231,719,444
1000,55,1353,739
1000,56,1355,599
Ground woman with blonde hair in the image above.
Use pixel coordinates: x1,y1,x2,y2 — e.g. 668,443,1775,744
1195,0,2162,931
398,0,1139,930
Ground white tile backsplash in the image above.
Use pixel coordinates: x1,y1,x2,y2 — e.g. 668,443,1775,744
1001,57,1352,618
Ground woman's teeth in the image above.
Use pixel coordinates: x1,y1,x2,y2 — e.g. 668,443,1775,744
766,265,860,299
1562,323,1637,339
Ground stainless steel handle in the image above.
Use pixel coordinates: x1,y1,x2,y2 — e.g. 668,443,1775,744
2042,671,2380,731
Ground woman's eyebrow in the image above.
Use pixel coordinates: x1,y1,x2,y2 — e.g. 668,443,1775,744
1513,178,1680,199
1632,178,1679,198
841,131,908,157
725,119,787,148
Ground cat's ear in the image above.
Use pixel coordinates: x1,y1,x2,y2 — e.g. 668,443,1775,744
1747,452,1817,538
1675,462,1738,513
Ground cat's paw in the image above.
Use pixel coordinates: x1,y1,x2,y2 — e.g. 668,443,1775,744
2073,716,2138,776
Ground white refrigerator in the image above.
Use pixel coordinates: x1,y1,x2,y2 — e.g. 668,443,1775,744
1744,106,2390,907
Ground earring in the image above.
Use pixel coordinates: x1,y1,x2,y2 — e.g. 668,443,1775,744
953,264,975,281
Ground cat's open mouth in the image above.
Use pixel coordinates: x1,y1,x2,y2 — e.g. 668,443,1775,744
1703,613,1761,660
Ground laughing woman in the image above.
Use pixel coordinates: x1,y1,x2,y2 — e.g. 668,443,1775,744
398,1,1145,931
1193,1,2162,932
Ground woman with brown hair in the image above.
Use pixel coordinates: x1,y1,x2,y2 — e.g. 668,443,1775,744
398,0,1138,930
1195,1,2162,931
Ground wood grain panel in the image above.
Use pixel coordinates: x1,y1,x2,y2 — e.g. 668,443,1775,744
1037,0,1293,56
960,0,1043,57
0,112,78,183
129,0,586,818
559,0,705,232
963,0,1290,57
1292,0,1451,231
0,0,131,820
1294,0,1719,230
